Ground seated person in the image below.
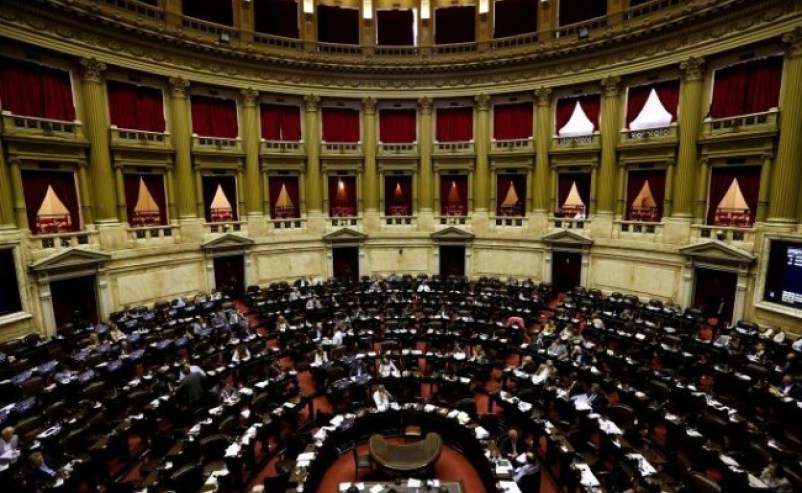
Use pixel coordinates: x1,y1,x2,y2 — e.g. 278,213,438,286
506,315,525,329
331,327,345,346
519,356,536,374
533,360,557,385
778,374,802,400
350,359,370,378
372,385,394,411
378,357,398,378
0,426,19,459
471,345,489,364
231,344,251,363
512,452,540,493
86,333,100,351
26,452,59,492
312,348,329,365
546,339,569,361
499,429,525,460
696,324,713,342
747,342,767,363
760,461,792,493
178,360,207,381
219,380,239,402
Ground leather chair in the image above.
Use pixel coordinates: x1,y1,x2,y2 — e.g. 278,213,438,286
682,472,721,493
167,463,204,493
353,442,373,479
199,433,230,475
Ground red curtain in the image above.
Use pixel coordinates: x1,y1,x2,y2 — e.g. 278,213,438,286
328,175,357,217
123,173,168,226
254,0,299,38
107,81,165,132
191,95,239,138
494,0,538,38
710,56,783,118
493,102,533,139
322,108,360,142
559,0,606,25
557,173,591,215
317,5,360,44
377,9,415,46
436,107,473,142
626,80,681,127
385,175,413,216
260,104,302,141
440,175,469,216
626,170,665,221
182,0,233,25
268,176,300,218
435,6,476,44
555,95,601,132
706,166,761,226
202,175,238,221
379,109,417,143
0,57,75,121
496,174,527,216
21,170,81,234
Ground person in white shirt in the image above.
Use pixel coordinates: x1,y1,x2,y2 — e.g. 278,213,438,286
178,361,207,381
232,345,251,363
313,348,329,365
331,328,345,346
378,357,398,377
0,427,19,457
175,297,186,308
373,385,393,411
417,281,432,293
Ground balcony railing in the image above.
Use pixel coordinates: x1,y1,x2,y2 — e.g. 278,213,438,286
103,0,163,20
31,231,94,250
703,109,779,135
495,215,526,227
554,16,608,39
378,142,418,155
620,125,677,142
128,225,176,241
492,32,539,49
1,112,82,139
316,42,361,55
434,141,475,154
321,142,362,154
330,216,360,228
383,215,415,226
193,135,242,152
626,0,686,20
693,225,756,245
551,217,590,230
269,218,305,230
437,215,469,226
375,46,419,56
182,16,237,39
261,139,305,154
110,127,172,148
617,220,663,237
433,42,477,55
553,133,600,148
204,221,245,235
253,33,302,50
491,138,534,152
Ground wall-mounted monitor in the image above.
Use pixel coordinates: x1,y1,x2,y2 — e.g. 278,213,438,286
763,240,802,310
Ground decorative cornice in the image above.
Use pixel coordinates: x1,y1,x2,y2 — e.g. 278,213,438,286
535,87,552,106
679,56,706,82
418,97,433,115
304,94,320,112
475,94,491,111
361,97,377,115
241,88,259,107
600,76,621,97
168,77,190,99
782,26,802,57
78,57,106,84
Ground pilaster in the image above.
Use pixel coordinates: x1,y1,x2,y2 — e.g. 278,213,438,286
0,138,14,227
362,97,378,212
241,88,264,216
418,97,434,213
79,57,117,223
534,87,553,213
474,94,491,212
168,77,197,219
597,75,621,214
673,56,705,218
8,159,27,229
304,95,323,213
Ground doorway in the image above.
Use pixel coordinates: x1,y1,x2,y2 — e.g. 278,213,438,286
552,251,582,294
332,247,360,284
439,245,466,278
51,275,98,331
214,255,245,299
694,267,737,324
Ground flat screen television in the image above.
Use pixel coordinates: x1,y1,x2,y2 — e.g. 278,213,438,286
763,240,802,310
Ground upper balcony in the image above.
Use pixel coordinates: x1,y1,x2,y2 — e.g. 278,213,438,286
321,142,363,157
260,139,306,156
701,109,779,140
551,133,601,154
618,124,678,149
490,138,534,156
1,112,85,143
378,142,419,157
433,141,475,157
110,127,173,151
191,135,243,155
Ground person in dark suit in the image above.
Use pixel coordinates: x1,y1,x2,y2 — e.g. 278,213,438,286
513,452,541,493
177,367,205,407
779,374,802,400
499,429,525,460
587,383,606,411
25,452,58,492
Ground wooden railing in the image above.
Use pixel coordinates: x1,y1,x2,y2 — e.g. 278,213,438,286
378,142,418,155
433,42,477,55
103,0,163,20
31,231,94,250
182,16,237,39
621,125,677,142
321,142,362,154
253,33,302,50
703,109,779,134
1,112,82,139
492,32,539,49
316,42,362,55
554,16,608,38
626,0,686,19
111,127,171,147
553,133,600,147
375,46,419,56
261,140,304,153
128,225,176,241
193,135,242,151
491,138,533,152
434,141,474,154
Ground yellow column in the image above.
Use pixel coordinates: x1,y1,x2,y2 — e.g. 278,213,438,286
672,57,705,219
304,95,323,213
757,153,773,223
598,76,622,214
534,87,553,213
168,77,197,219
76,164,94,227
164,0,182,28
165,169,178,223
234,0,254,43
241,88,263,216
537,0,555,40
194,170,204,218
769,28,802,223
474,94,491,212
693,158,710,222
114,167,127,223
418,97,434,212
79,57,118,223
8,159,27,229
0,139,14,226
362,97,378,213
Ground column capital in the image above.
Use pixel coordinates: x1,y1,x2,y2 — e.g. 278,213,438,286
168,77,190,99
79,57,106,84
475,93,491,111
241,88,259,107
361,97,377,115
782,27,802,57
417,96,433,115
679,56,706,82
304,94,320,112
534,87,552,106
600,76,621,97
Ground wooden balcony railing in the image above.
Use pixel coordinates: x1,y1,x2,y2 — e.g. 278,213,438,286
620,125,677,142
626,0,686,20
553,133,600,148
261,139,305,154
321,142,362,154
378,142,418,155
491,138,534,152
434,141,475,154
193,135,242,151
182,16,237,39
1,112,82,139
129,225,176,241
31,231,94,250
703,109,779,135
433,42,477,55
554,16,608,39
316,42,362,55
375,46,420,56
103,0,163,20
492,32,539,49
110,127,172,148
253,33,302,50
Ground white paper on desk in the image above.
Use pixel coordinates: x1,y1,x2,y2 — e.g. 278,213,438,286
686,429,703,438
720,455,740,467
407,479,422,487
459,377,470,384
339,483,352,492
298,452,316,461
369,485,383,493
239,387,253,396
313,429,327,441
518,401,533,412
296,460,311,468
457,412,471,425
330,415,344,427
447,409,459,418
284,401,296,408
209,406,223,416
474,426,490,439
576,463,600,487
516,453,527,465
424,404,436,413
499,481,522,493
225,444,241,457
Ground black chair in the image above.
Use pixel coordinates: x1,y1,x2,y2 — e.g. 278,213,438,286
263,470,291,493
167,463,204,493
681,472,721,493
199,433,230,475
276,433,306,474
353,442,373,479
218,415,239,438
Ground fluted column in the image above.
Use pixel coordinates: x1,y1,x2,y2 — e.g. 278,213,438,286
362,97,378,212
534,87,553,213
79,57,117,223
757,153,773,223
8,159,27,229
241,88,264,216
693,158,710,222
0,139,14,226
598,76,622,214
418,97,434,212
168,77,197,219
114,167,127,223
304,95,323,213
474,94,491,212
769,28,802,223
672,57,705,219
